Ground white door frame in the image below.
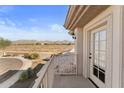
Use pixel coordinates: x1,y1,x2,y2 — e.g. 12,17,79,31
83,6,113,87
89,25,107,88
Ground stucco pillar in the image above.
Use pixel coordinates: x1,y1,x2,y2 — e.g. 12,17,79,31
112,6,123,88
122,6,124,88
74,27,83,76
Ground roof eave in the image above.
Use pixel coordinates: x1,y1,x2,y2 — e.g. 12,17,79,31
64,5,110,31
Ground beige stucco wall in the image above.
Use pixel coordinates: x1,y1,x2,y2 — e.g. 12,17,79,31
121,6,124,87
74,6,124,87
74,27,83,75
111,6,123,88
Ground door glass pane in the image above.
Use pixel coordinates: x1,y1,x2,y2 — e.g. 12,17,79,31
100,30,106,40
99,51,106,70
93,66,98,77
94,59,99,66
92,30,107,84
95,32,99,41
100,41,106,51
99,60,105,70
94,50,98,59
99,70,105,83
99,51,106,61
94,50,99,66
95,41,99,50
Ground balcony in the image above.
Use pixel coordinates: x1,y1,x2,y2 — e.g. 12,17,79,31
32,52,95,88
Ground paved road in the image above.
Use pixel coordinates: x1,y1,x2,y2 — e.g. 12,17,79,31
0,57,32,88
0,58,23,75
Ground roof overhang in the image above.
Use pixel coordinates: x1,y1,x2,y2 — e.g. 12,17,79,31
64,5,110,31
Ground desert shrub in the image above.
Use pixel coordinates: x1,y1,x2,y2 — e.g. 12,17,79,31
19,68,35,81
2,54,11,57
33,64,44,74
30,53,39,59
24,53,39,60
43,43,48,45
35,42,41,45
19,71,29,81
55,52,62,56
58,52,62,55
42,58,50,61
27,68,35,78
66,43,71,45
50,54,54,57
24,53,30,59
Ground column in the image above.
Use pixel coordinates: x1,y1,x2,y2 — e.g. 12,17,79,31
74,27,83,75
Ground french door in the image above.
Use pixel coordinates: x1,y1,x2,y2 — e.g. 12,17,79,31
89,26,107,88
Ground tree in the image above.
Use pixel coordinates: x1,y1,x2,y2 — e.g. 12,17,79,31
0,37,11,56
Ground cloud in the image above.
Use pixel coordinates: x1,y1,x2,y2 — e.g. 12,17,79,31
50,24,66,32
6,18,16,27
0,20,6,25
29,18,37,22
0,24,43,40
0,6,73,41
0,5,14,14
0,18,16,27
0,21,73,41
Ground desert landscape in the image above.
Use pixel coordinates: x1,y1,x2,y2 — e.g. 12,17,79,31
1,40,74,67
0,40,74,88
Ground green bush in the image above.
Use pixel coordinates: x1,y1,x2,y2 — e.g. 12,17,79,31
33,64,44,74
35,42,41,45
27,68,35,78
24,53,30,59
19,68,35,81
19,71,29,81
24,53,39,60
30,53,39,59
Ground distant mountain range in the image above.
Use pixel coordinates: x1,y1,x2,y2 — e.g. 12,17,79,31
12,40,74,45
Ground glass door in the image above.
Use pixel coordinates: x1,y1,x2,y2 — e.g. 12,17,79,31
90,27,107,87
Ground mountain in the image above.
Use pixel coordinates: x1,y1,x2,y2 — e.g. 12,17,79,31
12,40,74,45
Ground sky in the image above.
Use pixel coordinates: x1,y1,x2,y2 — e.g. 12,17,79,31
0,5,73,41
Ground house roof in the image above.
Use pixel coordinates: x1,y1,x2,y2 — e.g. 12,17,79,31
64,5,110,31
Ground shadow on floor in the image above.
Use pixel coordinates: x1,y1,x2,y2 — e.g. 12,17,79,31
52,75,96,88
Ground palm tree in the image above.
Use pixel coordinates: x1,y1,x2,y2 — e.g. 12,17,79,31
0,37,11,56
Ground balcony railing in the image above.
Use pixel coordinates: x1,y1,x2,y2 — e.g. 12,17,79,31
32,52,76,88
54,53,76,75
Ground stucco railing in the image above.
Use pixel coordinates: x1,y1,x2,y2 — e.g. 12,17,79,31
54,53,76,75
32,55,55,88
32,52,76,88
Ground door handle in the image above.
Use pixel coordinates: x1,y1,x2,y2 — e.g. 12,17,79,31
89,57,92,59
